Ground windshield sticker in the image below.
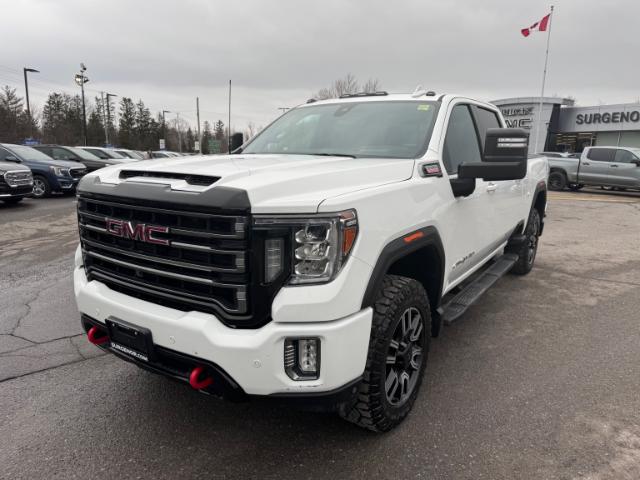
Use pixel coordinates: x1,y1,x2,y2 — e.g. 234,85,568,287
417,104,431,111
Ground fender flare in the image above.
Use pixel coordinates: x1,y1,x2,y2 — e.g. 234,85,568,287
361,226,445,310
530,180,547,235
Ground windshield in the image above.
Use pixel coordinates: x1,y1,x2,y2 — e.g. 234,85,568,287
243,101,439,159
104,149,126,159
8,144,57,161
67,146,100,161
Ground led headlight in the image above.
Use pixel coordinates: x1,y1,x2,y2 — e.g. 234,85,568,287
253,209,358,285
50,166,70,177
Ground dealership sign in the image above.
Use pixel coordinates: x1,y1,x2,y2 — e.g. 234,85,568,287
576,110,640,125
501,106,534,129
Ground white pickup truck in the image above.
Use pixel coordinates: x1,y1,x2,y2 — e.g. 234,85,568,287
74,92,548,432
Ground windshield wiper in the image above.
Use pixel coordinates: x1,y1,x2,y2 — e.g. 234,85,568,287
306,153,357,159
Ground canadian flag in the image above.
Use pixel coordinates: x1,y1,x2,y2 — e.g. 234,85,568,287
521,13,551,37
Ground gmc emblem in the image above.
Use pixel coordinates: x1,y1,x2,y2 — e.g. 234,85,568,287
105,218,170,245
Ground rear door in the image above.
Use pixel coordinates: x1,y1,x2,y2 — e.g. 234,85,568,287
609,149,640,188
579,148,615,185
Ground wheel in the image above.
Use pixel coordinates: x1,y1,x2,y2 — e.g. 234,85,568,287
548,171,567,191
32,176,51,198
568,184,584,191
339,275,430,432
2,197,23,204
510,208,541,275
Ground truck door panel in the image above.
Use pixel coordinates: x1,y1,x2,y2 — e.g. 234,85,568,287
580,148,615,185
610,149,640,188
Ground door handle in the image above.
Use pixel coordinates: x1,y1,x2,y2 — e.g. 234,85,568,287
486,182,497,193
610,164,619,168
582,162,590,166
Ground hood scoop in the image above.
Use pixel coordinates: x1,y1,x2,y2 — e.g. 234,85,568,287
119,170,219,187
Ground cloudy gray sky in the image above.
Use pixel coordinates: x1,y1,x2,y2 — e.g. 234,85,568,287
3,0,638,131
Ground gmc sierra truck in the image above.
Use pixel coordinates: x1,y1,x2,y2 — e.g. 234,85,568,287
547,146,640,191
74,92,548,432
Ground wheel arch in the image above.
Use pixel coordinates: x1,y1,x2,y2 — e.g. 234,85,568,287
531,181,547,235
361,226,445,315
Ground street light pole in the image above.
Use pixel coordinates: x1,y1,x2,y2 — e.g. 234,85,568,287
23,67,39,139
74,63,89,146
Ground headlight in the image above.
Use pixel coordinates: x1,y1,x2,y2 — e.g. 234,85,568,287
50,166,70,177
253,209,358,285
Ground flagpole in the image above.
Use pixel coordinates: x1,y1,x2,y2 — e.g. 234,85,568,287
534,5,554,152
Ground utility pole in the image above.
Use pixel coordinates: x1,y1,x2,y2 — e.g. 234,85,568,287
228,80,231,153
74,63,89,146
534,5,554,153
161,110,170,150
23,67,39,139
196,97,202,154
105,93,117,146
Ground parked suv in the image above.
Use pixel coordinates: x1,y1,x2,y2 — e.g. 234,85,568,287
0,144,87,198
74,93,548,431
80,147,136,166
0,156,33,204
32,145,106,172
547,146,640,191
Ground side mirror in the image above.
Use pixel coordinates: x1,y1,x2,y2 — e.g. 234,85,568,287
459,128,529,182
5,155,20,163
230,132,244,153
632,159,640,167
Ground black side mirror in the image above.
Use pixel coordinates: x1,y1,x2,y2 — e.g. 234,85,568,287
632,159,640,167
5,155,20,163
459,128,529,182
230,132,244,153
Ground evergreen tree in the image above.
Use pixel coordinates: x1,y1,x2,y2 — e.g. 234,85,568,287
135,100,152,150
201,121,213,154
118,97,136,148
87,108,105,146
186,127,194,152
0,86,34,142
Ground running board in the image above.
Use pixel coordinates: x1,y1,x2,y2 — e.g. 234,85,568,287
441,253,518,325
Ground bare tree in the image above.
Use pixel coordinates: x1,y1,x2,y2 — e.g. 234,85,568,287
313,74,381,100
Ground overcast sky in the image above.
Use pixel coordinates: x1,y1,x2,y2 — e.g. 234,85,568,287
3,0,639,131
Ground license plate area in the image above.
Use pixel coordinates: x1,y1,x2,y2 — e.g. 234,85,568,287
106,317,154,362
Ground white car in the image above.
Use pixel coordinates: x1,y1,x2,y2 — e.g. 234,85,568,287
73,92,548,431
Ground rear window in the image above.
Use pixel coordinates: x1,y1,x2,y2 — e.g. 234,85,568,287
587,148,616,162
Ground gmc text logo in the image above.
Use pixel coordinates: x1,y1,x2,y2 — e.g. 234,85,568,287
105,218,170,245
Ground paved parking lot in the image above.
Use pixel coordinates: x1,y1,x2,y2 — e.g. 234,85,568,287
1,190,640,479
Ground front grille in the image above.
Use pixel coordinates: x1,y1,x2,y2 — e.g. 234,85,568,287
70,167,87,179
78,194,250,319
4,170,33,187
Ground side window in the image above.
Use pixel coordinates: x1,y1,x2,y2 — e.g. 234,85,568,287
614,149,636,163
443,105,482,174
52,148,72,160
587,148,615,162
0,147,11,161
473,107,502,151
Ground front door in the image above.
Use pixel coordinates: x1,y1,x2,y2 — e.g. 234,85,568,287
438,103,494,289
609,149,640,188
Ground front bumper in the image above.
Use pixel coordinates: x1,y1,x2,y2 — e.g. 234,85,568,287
74,264,372,396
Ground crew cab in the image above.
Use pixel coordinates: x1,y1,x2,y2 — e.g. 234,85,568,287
73,92,548,432
0,144,87,198
547,146,640,191
0,157,33,204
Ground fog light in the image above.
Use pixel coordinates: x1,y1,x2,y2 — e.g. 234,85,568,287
284,338,320,380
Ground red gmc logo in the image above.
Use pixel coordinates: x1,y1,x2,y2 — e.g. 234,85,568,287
105,218,170,245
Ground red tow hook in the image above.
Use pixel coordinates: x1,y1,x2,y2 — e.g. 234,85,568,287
189,366,214,390
87,326,109,345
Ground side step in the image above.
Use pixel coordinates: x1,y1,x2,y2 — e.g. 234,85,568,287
441,253,518,325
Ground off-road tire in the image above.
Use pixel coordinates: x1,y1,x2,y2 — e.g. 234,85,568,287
548,171,567,191
339,275,431,432
509,208,541,275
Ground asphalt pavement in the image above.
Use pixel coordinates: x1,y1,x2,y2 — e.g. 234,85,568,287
1,190,640,479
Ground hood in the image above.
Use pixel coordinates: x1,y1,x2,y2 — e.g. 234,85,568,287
0,160,30,171
90,154,415,213
22,158,84,168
